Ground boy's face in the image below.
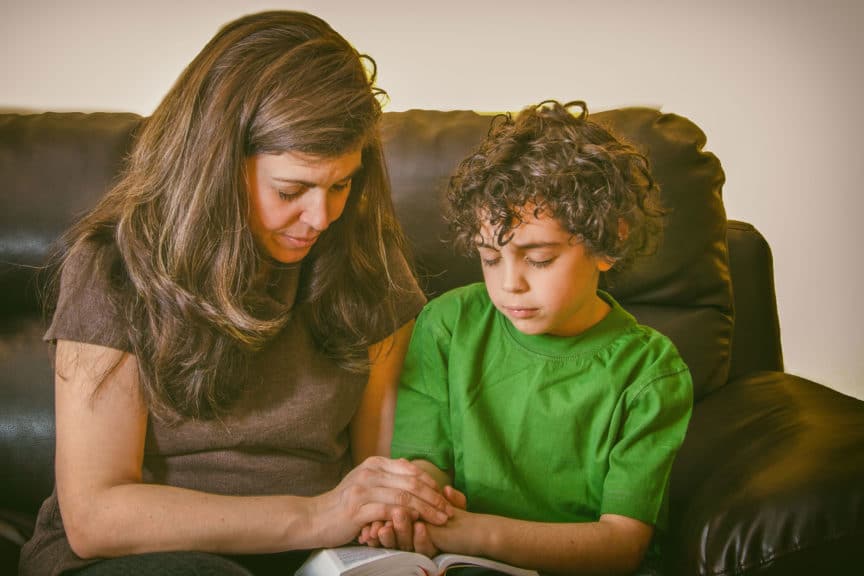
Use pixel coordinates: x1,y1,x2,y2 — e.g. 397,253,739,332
476,208,613,337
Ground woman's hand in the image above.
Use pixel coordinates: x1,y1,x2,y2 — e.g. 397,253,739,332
311,456,453,547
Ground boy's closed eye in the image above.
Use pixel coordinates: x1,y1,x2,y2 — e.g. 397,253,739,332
476,245,557,269
477,246,500,267
525,254,555,268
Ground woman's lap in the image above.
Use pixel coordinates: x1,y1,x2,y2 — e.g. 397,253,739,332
70,550,309,576
71,551,254,576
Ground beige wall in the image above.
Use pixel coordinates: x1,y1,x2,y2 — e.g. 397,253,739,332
3,0,862,400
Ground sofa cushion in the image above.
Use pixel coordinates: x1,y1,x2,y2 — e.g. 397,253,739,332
381,108,732,399
666,371,864,576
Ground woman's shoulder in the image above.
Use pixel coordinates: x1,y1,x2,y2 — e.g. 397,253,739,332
63,238,123,279
46,239,133,351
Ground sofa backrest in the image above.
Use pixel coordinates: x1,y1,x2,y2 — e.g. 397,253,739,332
0,108,732,401
0,112,141,317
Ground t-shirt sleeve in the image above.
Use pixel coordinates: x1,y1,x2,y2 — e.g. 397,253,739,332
44,243,132,352
390,302,453,471
600,363,693,526
366,243,427,344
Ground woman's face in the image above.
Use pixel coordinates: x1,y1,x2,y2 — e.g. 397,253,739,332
246,149,362,264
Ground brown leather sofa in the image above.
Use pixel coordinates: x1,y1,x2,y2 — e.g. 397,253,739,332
2,109,863,575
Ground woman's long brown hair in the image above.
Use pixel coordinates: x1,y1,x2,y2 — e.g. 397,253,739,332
52,11,408,420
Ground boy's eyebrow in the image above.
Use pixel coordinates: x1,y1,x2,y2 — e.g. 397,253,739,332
475,240,500,250
511,241,562,250
474,239,562,250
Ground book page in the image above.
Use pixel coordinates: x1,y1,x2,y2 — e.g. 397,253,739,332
331,547,395,568
296,546,436,576
434,553,539,576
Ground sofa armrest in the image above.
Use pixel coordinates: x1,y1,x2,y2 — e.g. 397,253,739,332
0,317,56,516
665,371,864,576
726,221,783,379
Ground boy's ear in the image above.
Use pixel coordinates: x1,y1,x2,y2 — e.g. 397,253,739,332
597,258,615,273
617,218,630,242
596,218,628,273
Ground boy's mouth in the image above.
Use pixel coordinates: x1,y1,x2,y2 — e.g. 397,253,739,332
503,306,539,319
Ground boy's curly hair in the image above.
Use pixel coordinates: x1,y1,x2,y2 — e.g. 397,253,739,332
447,100,663,278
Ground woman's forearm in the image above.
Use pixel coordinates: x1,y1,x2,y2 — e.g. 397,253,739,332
64,483,319,559
63,455,452,560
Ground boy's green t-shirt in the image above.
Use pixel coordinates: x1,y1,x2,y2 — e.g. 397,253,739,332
391,283,692,530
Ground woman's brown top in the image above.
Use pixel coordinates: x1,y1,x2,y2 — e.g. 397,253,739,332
19,243,426,575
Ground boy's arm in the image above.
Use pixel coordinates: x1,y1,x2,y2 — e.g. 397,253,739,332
359,304,458,550
419,510,652,575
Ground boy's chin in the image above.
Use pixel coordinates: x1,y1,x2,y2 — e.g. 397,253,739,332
505,317,548,336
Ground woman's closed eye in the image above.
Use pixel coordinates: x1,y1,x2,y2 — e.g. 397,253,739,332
275,178,351,201
277,186,304,201
331,178,352,194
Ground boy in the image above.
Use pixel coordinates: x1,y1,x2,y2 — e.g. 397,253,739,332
368,101,692,575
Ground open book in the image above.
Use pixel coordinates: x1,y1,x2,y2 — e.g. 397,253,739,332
295,545,539,576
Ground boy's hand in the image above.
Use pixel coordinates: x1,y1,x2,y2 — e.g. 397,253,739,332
358,485,467,552
318,456,451,548
414,508,486,558
412,519,439,557
357,506,413,550
442,485,467,510
416,487,474,556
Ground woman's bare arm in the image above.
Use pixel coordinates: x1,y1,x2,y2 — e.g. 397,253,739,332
350,320,415,463
54,339,451,559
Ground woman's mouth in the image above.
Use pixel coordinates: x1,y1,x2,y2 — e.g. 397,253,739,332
277,233,319,249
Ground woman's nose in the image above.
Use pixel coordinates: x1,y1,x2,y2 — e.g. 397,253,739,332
300,189,330,231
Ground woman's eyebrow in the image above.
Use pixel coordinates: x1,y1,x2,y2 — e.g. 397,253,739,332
272,165,363,186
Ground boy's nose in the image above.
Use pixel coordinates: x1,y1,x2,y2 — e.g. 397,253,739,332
502,263,528,293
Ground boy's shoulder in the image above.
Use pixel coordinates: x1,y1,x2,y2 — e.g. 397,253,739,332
601,292,689,373
422,282,490,313
416,282,494,331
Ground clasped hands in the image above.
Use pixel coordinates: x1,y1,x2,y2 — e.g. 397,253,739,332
320,456,478,557
357,481,469,557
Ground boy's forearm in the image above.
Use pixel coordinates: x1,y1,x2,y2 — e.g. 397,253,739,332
468,513,652,576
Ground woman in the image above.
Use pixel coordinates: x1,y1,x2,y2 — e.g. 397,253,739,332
19,11,450,576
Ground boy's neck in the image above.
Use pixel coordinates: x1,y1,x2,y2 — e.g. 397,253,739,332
551,292,611,338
